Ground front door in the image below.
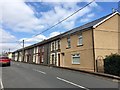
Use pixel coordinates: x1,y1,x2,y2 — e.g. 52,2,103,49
58,54,60,66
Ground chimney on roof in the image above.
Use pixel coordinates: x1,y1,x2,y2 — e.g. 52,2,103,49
112,8,116,13
112,8,117,13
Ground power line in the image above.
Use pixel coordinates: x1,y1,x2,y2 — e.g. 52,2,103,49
24,0,95,42
12,0,95,51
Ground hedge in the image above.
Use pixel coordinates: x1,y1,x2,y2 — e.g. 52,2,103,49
104,54,120,76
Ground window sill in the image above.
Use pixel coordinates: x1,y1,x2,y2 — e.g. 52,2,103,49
72,63,80,65
66,47,71,49
77,44,83,47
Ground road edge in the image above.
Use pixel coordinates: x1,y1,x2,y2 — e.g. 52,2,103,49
12,61,120,81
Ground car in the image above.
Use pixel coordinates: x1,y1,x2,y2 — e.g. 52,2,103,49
0,56,11,66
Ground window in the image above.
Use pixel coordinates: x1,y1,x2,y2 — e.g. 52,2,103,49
41,54,44,63
58,40,60,50
52,42,54,51
67,36,71,48
42,46,44,52
38,47,40,53
78,33,83,45
72,54,80,64
52,54,54,64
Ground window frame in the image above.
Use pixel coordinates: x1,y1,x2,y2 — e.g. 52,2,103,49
52,42,54,51
72,54,80,64
78,33,83,46
58,40,60,50
67,36,71,48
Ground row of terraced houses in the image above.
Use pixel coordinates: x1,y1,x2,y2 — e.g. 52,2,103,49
12,11,120,72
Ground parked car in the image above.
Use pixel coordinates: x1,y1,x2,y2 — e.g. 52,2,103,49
0,56,11,66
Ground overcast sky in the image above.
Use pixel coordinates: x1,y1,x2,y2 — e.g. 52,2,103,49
0,0,119,53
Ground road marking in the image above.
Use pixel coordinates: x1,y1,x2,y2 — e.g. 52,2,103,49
0,80,4,90
57,77,89,90
33,69,46,75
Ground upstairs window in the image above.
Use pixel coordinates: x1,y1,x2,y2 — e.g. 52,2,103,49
38,47,40,53
52,42,54,51
67,36,71,48
58,40,60,50
78,33,83,45
42,46,44,52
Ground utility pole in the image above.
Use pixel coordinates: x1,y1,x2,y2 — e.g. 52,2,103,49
9,48,10,52
22,40,24,62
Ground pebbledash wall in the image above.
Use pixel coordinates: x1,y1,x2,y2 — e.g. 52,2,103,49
12,12,120,72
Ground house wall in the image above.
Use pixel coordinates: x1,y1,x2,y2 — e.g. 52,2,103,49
25,49,29,62
44,43,50,65
50,40,61,66
33,47,37,63
94,14,120,58
60,30,94,71
12,53,15,61
18,51,22,62
14,52,18,61
118,13,120,54
33,44,49,65
93,14,120,72
29,48,34,63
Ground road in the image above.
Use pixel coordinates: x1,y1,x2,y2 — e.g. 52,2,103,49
0,61,119,89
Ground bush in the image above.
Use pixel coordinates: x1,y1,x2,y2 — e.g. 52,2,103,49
104,54,120,76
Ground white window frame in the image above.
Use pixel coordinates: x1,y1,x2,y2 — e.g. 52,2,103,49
41,54,44,63
58,40,60,50
72,54,80,64
67,36,71,48
78,34,83,45
42,46,44,52
52,42,54,51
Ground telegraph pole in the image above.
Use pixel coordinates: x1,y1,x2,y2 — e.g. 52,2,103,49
22,40,24,62
23,40,24,48
9,48,10,52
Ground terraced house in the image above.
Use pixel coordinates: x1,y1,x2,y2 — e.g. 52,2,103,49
12,11,120,72
60,11,120,72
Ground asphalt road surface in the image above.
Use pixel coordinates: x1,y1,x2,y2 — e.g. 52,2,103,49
0,61,119,89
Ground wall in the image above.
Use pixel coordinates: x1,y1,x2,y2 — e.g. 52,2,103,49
44,43,50,65
50,40,61,66
94,14,120,72
118,13,120,54
94,14,120,58
60,29,94,71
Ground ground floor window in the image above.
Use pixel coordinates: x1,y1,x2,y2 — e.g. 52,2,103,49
41,54,44,63
72,54,80,64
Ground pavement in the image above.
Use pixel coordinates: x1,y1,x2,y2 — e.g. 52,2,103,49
0,61,120,89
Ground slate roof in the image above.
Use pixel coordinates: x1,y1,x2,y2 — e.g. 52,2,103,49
62,12,115,36
13,12,119,52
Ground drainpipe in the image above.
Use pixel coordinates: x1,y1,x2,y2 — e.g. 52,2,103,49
92,28,96,72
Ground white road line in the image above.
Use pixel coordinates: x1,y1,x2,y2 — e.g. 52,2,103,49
57,77,89,90
33,69,46,75
0,80,4,90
